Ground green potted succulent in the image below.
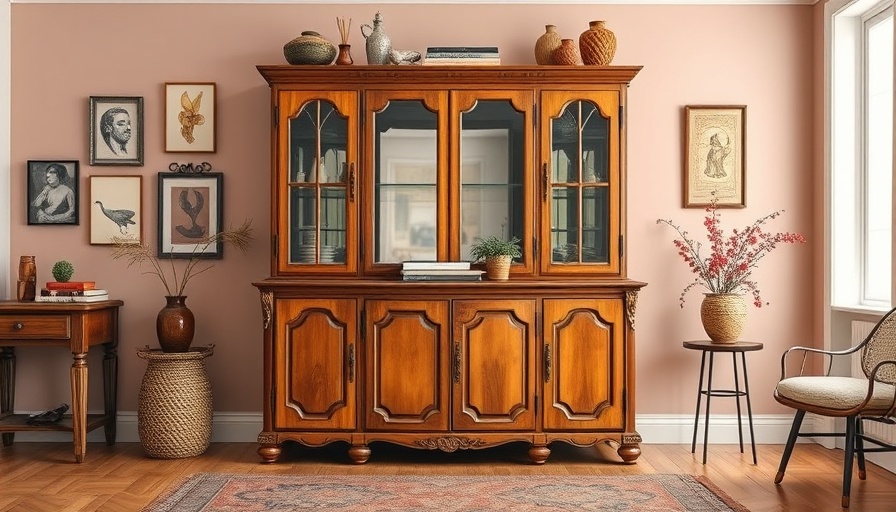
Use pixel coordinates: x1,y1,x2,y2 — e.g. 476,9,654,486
51,260,75,282
469,235,522,281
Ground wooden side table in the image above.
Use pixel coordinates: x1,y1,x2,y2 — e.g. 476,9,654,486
0,300,123,462
683,340,763,465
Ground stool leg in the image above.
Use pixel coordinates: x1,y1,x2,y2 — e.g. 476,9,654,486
691,351,708,454
732,352,744,454
741,351,757,465
702,352,715,464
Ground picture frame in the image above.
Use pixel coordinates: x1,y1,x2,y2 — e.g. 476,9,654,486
165,82,216,153
158,171,223,258
683,105,746,208
89,96,144,166
27,160,80,225
89,175,143,245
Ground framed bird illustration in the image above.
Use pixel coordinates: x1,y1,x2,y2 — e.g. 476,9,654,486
89,175,143,245
164,82,216,153
158,171,224,258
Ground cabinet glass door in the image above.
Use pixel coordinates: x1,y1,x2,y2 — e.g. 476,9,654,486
453,91,533,273
281,92,357,274
368,92,447,267
541,91,620,275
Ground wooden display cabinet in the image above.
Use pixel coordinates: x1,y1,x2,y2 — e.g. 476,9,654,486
255,65,645,465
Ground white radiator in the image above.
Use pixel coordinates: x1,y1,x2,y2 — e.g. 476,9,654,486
851,320,896,444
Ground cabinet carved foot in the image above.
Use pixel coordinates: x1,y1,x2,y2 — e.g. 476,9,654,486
348,444,371,464
617,433,642,463
258,444,282,463
2,433,14,446
528,444,551,464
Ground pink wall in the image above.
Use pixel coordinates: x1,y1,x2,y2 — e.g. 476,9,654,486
9,3,816,418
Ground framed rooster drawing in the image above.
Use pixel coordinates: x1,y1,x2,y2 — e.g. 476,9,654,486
89,175,142,245
158,171,223,258
164,82,216,153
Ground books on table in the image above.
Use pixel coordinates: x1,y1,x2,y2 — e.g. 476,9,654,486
45,281,96,291
34,293,110,303
423,46,501,66
40,288,108,297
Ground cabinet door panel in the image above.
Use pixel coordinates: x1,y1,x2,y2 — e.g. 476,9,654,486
278,91,358,275
452,300,536,431
543,299,624,430
540,90,621,275
366,300,450,431
274,299,356,430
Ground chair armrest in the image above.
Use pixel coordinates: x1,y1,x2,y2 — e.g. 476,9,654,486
779,345,859,380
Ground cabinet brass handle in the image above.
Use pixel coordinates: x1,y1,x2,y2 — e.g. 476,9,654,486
348,343,355,383
542,163,549,202
453,342,461,383
349,163,356,202
544,344,552,382
13,322,23,330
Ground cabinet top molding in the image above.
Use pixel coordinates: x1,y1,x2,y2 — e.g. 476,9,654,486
256,65,643,86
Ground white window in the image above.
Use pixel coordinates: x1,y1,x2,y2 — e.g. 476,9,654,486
831,0,894,312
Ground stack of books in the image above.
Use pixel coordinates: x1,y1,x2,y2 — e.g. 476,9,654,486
423,46,501,66
400,261,484,281
35,281,110,302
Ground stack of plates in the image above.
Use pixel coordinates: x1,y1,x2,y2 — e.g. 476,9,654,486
319,246,337,263
296,244,317,263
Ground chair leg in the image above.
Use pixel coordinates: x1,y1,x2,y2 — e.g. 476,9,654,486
775,409,806,484
842,415,857,508
855,416,867,480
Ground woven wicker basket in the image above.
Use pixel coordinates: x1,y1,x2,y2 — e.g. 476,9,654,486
485,255,512,281
700,294,747,343
137,346,214,458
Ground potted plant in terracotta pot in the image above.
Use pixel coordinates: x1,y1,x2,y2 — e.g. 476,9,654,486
469,235,522,281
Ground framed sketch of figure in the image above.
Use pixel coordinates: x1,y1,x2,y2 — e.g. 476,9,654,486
27,160,79,225
89,96,144,166
683,105,746,208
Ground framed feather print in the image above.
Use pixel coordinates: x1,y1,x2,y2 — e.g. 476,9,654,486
164,82,216,153
158,171,223,258
89,175,143,245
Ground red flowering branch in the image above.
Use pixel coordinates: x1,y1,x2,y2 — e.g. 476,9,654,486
657,195,806,308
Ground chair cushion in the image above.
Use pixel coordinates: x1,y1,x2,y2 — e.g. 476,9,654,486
775,376,896,414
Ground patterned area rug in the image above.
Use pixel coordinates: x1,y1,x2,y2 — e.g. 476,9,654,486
144,473,750,511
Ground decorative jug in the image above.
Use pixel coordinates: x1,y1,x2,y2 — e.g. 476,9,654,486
579,20,617,66
360,12,392,65
534,25,562,65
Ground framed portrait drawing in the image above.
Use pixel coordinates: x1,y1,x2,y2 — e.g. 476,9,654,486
683,105,746,208
165,82,216,153
89,175,143,245
158,172,223,258
27,160,79,225
89,96,144,166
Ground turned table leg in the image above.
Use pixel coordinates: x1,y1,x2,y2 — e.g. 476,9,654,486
70,352,88,463
1,347,15,446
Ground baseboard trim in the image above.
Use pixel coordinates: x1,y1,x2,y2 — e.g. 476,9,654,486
9,411,894,473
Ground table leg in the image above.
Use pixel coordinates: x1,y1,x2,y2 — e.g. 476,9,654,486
1,347,15,446
103,342,118,445
71,352,88,463
691,350,707,454
732,352,744,453
742,351,757,464
703,352,715,464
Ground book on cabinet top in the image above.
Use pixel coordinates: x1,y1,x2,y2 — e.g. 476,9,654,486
44,281,96,290
426,46,499,54
401,261,471,271
400,269,484,278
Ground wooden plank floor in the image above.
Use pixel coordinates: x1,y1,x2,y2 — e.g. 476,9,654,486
1,441,895,511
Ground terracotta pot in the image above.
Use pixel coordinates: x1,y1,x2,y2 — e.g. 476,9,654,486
484,255,512,281
552,39,581,66
579,20,617,66
534,24,562,65
156,296,195,352
700,293,747,343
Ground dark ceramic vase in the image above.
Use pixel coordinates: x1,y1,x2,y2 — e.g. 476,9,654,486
156,296,195,352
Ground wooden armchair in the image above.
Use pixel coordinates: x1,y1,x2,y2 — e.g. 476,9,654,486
773,306,896,508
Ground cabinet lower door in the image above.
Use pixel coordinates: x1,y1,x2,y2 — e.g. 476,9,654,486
452,300,536,431
542,299,625,430
274,299,357,430
365,300,450,431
